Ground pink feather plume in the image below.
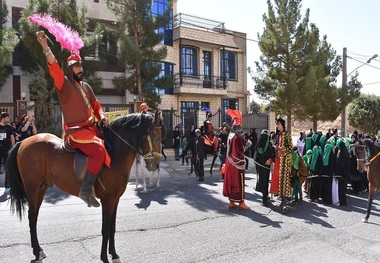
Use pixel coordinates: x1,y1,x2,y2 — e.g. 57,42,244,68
28,13,84,55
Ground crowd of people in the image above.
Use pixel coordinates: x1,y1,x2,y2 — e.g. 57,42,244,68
169,112,373,212
253,121,371,212
1,112,38,195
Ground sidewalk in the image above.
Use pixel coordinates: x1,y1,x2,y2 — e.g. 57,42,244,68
0,149,257,191
149,148,256,179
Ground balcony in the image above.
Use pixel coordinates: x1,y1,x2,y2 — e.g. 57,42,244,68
174,13,225,32
173,73,228,96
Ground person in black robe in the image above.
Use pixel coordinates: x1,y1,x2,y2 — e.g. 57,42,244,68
333,139,350,206
320,142,335,205
194,129,205,181
308,133,323,202
254,130,275,207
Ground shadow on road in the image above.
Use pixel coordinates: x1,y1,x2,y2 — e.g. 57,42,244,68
44,186,70,204
0,192,10,203
132,172,285,228
334,191,380,218
285,201,333,228
135,188,170,209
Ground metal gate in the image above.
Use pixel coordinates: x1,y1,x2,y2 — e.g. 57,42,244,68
161,110,198,148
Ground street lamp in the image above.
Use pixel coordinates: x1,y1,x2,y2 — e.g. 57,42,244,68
21,91,26,100
347,53,378,77
341,48,378,136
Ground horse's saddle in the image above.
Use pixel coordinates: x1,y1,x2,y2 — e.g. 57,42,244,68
203,134,215,147
62,141,88,182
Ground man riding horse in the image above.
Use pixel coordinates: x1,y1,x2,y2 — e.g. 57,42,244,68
37,31,110,207
203,112,219,154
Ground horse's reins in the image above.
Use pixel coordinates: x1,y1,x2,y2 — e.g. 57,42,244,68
245,155,272,170
369,151,380,163
107,126,161,160
75,83,160,160
223,122,271,170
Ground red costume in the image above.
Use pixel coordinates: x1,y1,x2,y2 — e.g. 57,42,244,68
270,133,281,195
203,114,218,152
222,109,250,209
48,58,110,175
222,132,245,202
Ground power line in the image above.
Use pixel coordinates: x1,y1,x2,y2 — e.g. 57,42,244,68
362,81,380,86
347,56,380,71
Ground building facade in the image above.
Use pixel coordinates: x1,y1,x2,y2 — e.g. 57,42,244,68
1,0,249,145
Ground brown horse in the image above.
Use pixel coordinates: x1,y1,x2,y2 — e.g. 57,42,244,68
6,112,162,263
354,139,380,223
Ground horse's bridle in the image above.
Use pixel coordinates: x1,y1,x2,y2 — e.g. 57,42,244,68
109,126,161,160
354,144,369,164
142,126,162,160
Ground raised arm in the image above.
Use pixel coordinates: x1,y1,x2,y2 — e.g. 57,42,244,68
36,31,64,90
36,31,55,65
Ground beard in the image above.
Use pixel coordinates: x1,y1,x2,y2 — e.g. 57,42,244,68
73,72,83,81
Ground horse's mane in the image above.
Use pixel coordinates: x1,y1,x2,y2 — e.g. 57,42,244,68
107,113,154,163
362,138,380,158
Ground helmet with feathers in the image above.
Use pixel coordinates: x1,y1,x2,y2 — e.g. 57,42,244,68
226,109,244,135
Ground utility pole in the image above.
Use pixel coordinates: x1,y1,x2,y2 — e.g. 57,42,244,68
340,48,377,137
341,47,347,137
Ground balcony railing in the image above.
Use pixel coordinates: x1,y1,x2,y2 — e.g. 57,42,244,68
174,13,225,33
173,73,228,89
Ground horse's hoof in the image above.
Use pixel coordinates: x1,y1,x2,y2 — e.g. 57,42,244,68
112,258,122,263
362,218,368,223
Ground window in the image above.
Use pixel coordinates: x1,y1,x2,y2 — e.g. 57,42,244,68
221,51,237,80
181,47,198,77
221,99,238,125
85,32,117,62
203,51,211,80
155,62,174,95
152,0,173,46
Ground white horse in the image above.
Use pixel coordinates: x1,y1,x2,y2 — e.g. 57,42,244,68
134,154,160,192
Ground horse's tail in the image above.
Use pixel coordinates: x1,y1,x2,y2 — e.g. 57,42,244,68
6,142,27,220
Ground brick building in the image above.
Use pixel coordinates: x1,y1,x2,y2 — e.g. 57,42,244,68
1,0,250,145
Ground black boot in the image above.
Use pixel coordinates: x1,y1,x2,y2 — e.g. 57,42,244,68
79,172,100,207
279,197,288,212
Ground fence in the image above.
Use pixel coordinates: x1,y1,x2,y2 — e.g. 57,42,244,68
0,103,131,134
242,112,269,134
0,103,16,119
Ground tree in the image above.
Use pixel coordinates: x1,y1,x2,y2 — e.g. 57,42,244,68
339,72,362,111
301,34,342,131
18,0,103,133
0,2,20,90
106,0,172,109
348,94,380,136
249,99,262,114
254,0,319,133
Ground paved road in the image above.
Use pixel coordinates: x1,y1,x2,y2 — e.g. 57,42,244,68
1,155,380,263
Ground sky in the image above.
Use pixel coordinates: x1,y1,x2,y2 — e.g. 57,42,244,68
177,0,380,103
